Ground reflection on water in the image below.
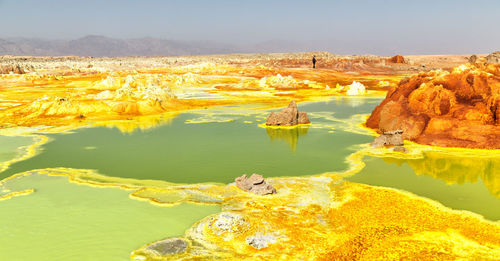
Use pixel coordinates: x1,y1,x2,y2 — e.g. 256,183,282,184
2,112,370,183
94,112,180,134
265,125,309,151
348,147,500,220
383,151,500,198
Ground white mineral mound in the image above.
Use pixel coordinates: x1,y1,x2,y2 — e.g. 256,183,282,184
173,72,202,86
346,81,366,95
259,74,298,88
92,76,120,90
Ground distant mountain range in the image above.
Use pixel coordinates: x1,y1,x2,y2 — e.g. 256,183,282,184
0,35,311,57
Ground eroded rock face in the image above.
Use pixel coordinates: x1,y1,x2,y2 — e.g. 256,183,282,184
235,174,276,195
366,61,500,149
266,100,310,126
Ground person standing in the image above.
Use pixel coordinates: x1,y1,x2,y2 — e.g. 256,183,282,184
312,55,317,69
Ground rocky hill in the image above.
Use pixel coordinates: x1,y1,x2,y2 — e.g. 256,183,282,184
366,57,500,149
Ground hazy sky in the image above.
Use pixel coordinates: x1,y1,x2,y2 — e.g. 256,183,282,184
1,0,499,55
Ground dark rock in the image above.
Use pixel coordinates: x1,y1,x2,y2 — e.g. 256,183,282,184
266,100,310,126
468,54,478,64
235,173,276,195
144,237,188,256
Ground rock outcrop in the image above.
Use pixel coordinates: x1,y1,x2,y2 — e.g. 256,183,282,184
388,55,406,64
366,61,500,149
371,130,404,148
266,100,310,126
235,174,276,195
0,64,25,74
486,52,500,65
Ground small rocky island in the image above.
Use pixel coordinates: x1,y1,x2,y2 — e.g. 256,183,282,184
266,100,310,126
235,174,276,195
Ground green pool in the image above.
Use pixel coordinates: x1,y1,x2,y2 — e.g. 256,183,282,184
0,96,499,260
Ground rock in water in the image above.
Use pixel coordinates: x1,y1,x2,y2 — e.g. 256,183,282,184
265,100,310,126
235,174,276,195
371,130,404,148
143,237,188,256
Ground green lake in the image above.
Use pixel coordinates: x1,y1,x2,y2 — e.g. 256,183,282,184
0,96,499,260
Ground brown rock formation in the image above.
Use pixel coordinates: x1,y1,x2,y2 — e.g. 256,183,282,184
371,130,404,148
468,55,478,64
486,52,500,65
366,62,500,149
266,100,310,126
235,174,276,195
0,64,25,74
388,55,406,64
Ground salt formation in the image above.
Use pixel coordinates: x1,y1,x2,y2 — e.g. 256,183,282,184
266,100,310,126
259,74,298,88
334,81,367,95
246,234,277,249
92,76,120,90
89,75,176,103
235,174,276,195
179,62,228,73
171,72,202,86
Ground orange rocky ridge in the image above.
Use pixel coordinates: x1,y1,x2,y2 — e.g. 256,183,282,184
366,61,500,149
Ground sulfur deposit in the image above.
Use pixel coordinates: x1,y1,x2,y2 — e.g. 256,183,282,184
0,54,397,132
130,173,500,260
1,53,499,260
366,62,500,149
